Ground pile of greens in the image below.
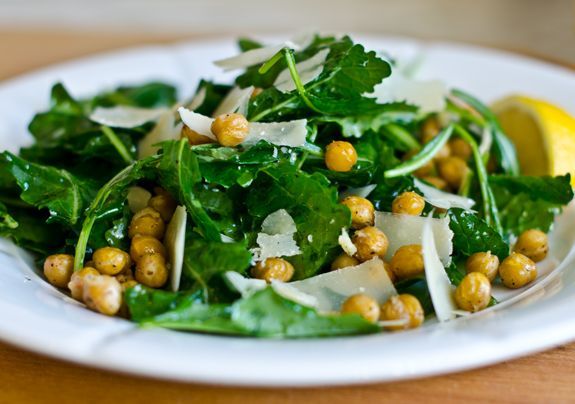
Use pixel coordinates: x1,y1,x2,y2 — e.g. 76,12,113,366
0,34,572,338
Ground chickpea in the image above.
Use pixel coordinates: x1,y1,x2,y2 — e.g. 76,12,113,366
341,196,375,229
390,244,424,280
392,191,425,216
92,247,131,276
331,253,360,271
82,275,123,316
449,138,472,160
211,113,249,146
181,124,214,146
135,253,169,288
325,141,358,172
130,234,167,263
129,210,166,239
115,267,134,284
383,261,396,283
499,252,537,289
68,267,99,301
434,143,452,160
121,279,139,292
148,193,177,222
454,272,492,312
421,117,441,144
421,176,449,191
43,254,75,288
251,87,263,98
514,229,549,262
352,226,389,262
437,156,469,190
251,258,295,283
465,251,499,281
133,207,162,221
341,294,380,323
380,294,424,331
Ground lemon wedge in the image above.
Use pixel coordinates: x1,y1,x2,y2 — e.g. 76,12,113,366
492,95,575,183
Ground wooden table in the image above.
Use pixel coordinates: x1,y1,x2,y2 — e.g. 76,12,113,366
1,30,574,403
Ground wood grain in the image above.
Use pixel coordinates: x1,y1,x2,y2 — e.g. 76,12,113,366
0,30,574,403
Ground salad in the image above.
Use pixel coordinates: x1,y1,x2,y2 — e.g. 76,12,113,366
0,34,573,338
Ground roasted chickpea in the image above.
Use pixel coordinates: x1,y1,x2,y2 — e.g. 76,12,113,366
132,207,162,221
465,251,499,281
341,196,375,229
383,261,396,283
115,267,134,284
390,244,424,279
499,252,537,289
325,141,358,172
211,113,249,146
341,294,380,323
148,194,177,222
421,176,449,191
449,138,472,160
181,124,214,145
121,279,139,292
135,253,169,288
129,209,166,239
68,267,99,301
514,229,549,262
82,275,122,316
392,191,425,216
43,254,75,288
130,234,167,263
251,87,263,98
421,117,441,144
331,253,360,271
454,272,492,312
380,294,424,331
437,156,469,189
251,258,295,283
434,143,452,160
92,247,131,276
352,226,389,262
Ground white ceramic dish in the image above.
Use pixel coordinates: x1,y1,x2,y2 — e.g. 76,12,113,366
1,35,575,387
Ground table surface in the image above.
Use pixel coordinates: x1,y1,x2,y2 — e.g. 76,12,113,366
1,30,574,403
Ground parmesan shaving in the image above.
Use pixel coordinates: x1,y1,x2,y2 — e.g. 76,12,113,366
90,106,166,128
138,110,183,159
422,213,457,322
212,86,254,117
224,271,266,297
374,211,453,265
261,209,297,235
177,107,217,140
250,209,301,262
479,126,493,157
338,228,357,256
339,184,377,200
187,87,207,111
270,280,320,308
414,178,475,211
274,48,329,92
164,206,187,292
126,186,151,213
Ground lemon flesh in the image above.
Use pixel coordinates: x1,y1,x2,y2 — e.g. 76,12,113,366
492,95,575,183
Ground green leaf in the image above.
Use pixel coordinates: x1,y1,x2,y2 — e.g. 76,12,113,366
489,174,573,204
89,82,177,109
191,80,234,116
125,285,200,322
448,208,509,260
0,152,95,226
246,164,350,279
0,202,18,231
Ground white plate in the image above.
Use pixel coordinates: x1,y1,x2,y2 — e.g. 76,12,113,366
1,35,575,387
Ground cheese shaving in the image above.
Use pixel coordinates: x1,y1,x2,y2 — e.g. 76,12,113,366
212,86,254,117
338,228,357,256
414,178,475,210
90,106,166,128
126,186,151,213
164,206,187,292
138,110,183,158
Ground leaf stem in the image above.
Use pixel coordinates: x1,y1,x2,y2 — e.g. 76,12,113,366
282,48,324,114
384,125,453,178
101,125,134,165
383,123,421,151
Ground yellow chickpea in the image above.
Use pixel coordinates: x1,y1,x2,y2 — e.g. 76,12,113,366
82,275,123,316
251,258,295,283
340,196,375,229
465,251,499,282
352,226,389,262
325,141,358,172
331,253,360,271
383,261,396,283
43,254,75,288
135,253,169,288
130,234,167,263
449,138,472,160
92,247,131,276
148,193,177,222
211,113,249,146
392,191,425,216
437,156,469,190
454,272,492,312
421,176,449,191
128,208,166,239
514,229,549,262
380,294,424,331
499,252,537,289
434,143,452,160
390,244,424,280
341,294,380,323
115,267,134,284
421,117,441,144
132,207,162,221
181,124,214,146
68,267,100,301
251,87,263,98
